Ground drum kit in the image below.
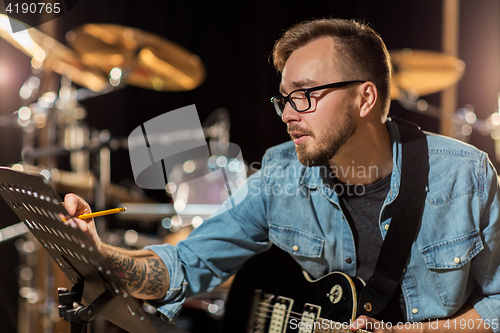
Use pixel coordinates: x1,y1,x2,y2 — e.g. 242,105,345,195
0,12,483,333
0,14,209,333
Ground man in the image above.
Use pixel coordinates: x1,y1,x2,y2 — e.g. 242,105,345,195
64,18,500,332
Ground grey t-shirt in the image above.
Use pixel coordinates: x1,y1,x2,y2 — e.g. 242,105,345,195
334,173,407,323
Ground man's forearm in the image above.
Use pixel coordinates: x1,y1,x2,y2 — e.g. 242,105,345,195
100,243,170,300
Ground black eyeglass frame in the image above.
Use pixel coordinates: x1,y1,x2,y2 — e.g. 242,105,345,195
270,80,367,116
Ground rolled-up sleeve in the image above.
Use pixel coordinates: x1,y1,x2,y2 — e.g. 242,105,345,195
470,157,500,332
144,243,189,320
144,169,271,320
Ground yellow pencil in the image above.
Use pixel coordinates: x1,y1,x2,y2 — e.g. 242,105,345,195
63,207,126,221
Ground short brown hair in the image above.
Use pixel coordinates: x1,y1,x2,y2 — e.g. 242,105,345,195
271,18,391,115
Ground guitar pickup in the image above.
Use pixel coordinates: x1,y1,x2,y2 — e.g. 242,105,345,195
269,296,294,333
299,303,321,333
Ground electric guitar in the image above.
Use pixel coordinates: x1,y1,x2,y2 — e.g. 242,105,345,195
223,246,370,333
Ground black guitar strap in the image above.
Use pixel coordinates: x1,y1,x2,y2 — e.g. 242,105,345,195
358,117,429,317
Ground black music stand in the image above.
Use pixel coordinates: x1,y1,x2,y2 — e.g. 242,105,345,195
0,167,186,333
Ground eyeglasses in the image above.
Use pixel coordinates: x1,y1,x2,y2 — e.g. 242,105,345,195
270,80,366,116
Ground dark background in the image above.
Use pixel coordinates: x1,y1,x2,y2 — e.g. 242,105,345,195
0,1,499,332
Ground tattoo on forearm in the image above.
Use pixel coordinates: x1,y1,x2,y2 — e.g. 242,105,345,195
105,253,147,292
105,254,166,296
139,258,167,296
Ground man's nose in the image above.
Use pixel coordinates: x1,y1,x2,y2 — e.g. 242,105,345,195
281,103,301,124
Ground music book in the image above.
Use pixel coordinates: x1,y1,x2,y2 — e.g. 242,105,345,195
0,167,184,333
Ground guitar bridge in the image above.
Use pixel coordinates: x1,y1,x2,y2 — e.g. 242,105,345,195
247,290,274,333
247,290,294,333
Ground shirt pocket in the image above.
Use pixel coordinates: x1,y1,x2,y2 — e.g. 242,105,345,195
420,230,483,307
268,224,324,258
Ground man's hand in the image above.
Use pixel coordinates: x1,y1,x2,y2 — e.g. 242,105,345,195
61,193,170,300
62,193,101,252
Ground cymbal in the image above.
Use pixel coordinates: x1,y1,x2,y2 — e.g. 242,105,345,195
49,169,156,205
66,24,206,91
17,164,154,205
390,49,465,99
0,14,108,92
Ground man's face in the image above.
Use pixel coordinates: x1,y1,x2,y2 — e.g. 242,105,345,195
280,37,358,167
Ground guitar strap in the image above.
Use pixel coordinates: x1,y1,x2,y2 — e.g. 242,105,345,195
358,117,429,317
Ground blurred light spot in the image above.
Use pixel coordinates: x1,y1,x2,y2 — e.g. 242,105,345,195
39,169,50,180
417,100,428,111
465,112,477,124
208,155,217,168
461,125,473,136
227,158,240,172
165,182,177,194
161,217,172,229
31,58,43,69
183,160,195,173
174,199,186,212
191,216,203,229
18,118,30,127
11,163,24,171
110,67,122,80
216,156,228,168
19,86,32,99
28,76,40,89
491,113,500,126
170,215,182,232
19,267,33,281
491,127,500,140
124,229,139,245
42,36,55,49
33,49,46,62
402,48,413,57
18,106,31,120
207,303,219,314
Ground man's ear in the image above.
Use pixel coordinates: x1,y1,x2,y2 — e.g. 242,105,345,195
359,82,378,118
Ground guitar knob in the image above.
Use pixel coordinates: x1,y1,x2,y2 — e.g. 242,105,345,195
327,285,343,304
363,302,373,313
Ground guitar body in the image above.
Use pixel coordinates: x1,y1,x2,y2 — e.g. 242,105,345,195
223,245,365,333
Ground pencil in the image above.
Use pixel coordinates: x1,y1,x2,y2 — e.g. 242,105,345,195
63,207,127,221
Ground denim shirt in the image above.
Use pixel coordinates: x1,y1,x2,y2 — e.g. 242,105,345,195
146,120,500,330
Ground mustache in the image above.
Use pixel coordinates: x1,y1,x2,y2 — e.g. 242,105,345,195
287,125,313,137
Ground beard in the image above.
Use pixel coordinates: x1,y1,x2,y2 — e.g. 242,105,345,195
290,106,356,167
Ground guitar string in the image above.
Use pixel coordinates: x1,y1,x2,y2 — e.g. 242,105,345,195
253,301,366,333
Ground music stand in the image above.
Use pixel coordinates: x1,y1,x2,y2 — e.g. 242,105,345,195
0,167,186,333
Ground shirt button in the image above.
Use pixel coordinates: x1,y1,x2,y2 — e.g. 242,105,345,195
346,257,352,264
292,245,299,252
384,224,390,231
412,308,419,314
454,257,461,264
